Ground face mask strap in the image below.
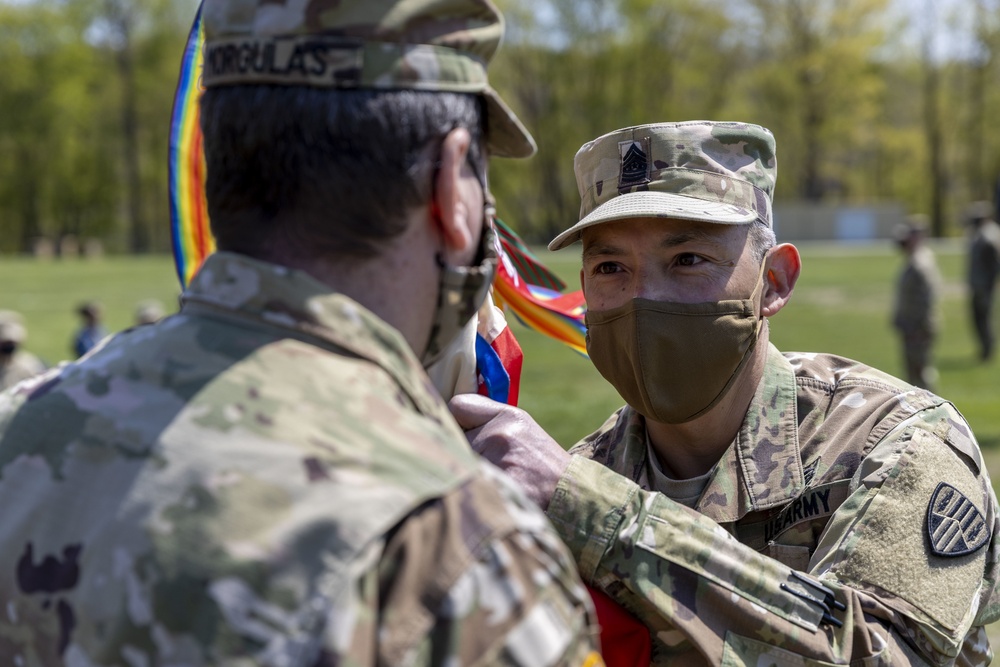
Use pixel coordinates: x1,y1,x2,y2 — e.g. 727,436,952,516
749,254,770,302
745,253,773,340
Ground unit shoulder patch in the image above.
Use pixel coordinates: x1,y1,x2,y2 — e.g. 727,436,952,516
926,482,991,557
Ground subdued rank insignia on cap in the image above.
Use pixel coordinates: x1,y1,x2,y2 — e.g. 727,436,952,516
926,482,991,557
618,139,651,192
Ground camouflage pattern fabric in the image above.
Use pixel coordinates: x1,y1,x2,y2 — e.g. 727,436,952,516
422,227,498,366
545,344,1000,665
893,245,941,389
200,0,535,158
0,252,600,665
549,121,776,251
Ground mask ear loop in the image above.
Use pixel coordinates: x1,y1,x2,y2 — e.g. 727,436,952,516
748,255,771,337
420,151,450,271
464,146,496,265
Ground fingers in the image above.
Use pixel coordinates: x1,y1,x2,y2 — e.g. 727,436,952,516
448,393,509,431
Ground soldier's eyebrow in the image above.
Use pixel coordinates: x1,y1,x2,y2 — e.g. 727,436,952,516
582,242,627,261
658,228,720,248
582,225,726,261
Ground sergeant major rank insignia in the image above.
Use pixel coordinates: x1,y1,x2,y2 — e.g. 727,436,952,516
618,139,651,192
926,482,991,557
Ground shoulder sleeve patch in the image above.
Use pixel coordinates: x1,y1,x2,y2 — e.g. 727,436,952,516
832,428,992,632
927,482,991,557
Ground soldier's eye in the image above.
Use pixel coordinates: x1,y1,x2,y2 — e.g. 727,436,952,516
676,254,702,267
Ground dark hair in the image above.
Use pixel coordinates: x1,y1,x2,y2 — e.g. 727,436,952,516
200,87,486,261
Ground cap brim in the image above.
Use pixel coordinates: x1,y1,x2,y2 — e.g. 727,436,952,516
483,87,536,159
548,191,758,251
0,323,26,344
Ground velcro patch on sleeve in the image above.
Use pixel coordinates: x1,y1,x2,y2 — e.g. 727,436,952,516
927,482,991,557
833,429,989,632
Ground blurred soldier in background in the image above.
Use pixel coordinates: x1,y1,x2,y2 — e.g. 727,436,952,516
71,300,106,358
994,175,1000,224
0,310,45,391
966,200,1000,361
891,215,940,389
0,0,601,664
133,299,165,326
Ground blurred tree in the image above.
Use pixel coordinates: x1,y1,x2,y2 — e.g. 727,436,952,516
920,0,946,236
870,58,928,217
0,0,193,255
964,0,999,202
0,0,997,251
739,0,889,202
0,2,60,253
491,0,740,241
72,0,192,253
489,0,894,240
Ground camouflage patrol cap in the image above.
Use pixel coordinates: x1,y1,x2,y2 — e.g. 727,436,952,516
549,121,777,250
0,311,26,344
966,200,995,224
201,0,536,158
894,214,928,244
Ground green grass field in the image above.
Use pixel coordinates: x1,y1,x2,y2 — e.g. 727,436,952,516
0,256,182,366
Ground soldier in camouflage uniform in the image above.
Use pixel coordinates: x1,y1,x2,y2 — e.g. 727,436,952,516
0,1,602,665
0,310,46,391
452,121,1000,665
891,217,941,390
966,201,1000,361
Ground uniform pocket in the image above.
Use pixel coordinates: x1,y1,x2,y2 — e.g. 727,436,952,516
763,543,811,571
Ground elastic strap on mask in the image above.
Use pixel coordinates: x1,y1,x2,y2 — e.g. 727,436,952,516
748,255,770,336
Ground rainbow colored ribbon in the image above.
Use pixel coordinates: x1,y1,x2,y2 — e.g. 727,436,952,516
168,4,213,288
493,219,587,356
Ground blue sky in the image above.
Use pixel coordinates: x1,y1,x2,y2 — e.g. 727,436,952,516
893,0,994,62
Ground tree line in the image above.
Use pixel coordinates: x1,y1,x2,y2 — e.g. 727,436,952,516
0,0,997,254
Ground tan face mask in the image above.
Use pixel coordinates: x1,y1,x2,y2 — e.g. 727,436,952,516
585,261,767,424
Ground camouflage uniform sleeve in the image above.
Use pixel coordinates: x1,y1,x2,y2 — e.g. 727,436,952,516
359,463,603,667
546,406,1000,666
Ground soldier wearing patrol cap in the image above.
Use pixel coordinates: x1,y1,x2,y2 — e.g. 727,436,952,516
891,215,941,390
966,200,1000,361
0,1,601,664
0,310,45,391
452,121,1000,665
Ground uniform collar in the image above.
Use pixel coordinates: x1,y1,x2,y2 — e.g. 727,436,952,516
181,252,442,417
695,343,803,523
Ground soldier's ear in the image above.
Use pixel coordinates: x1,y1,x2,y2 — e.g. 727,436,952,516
760,243,800,318
431,128,477,259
